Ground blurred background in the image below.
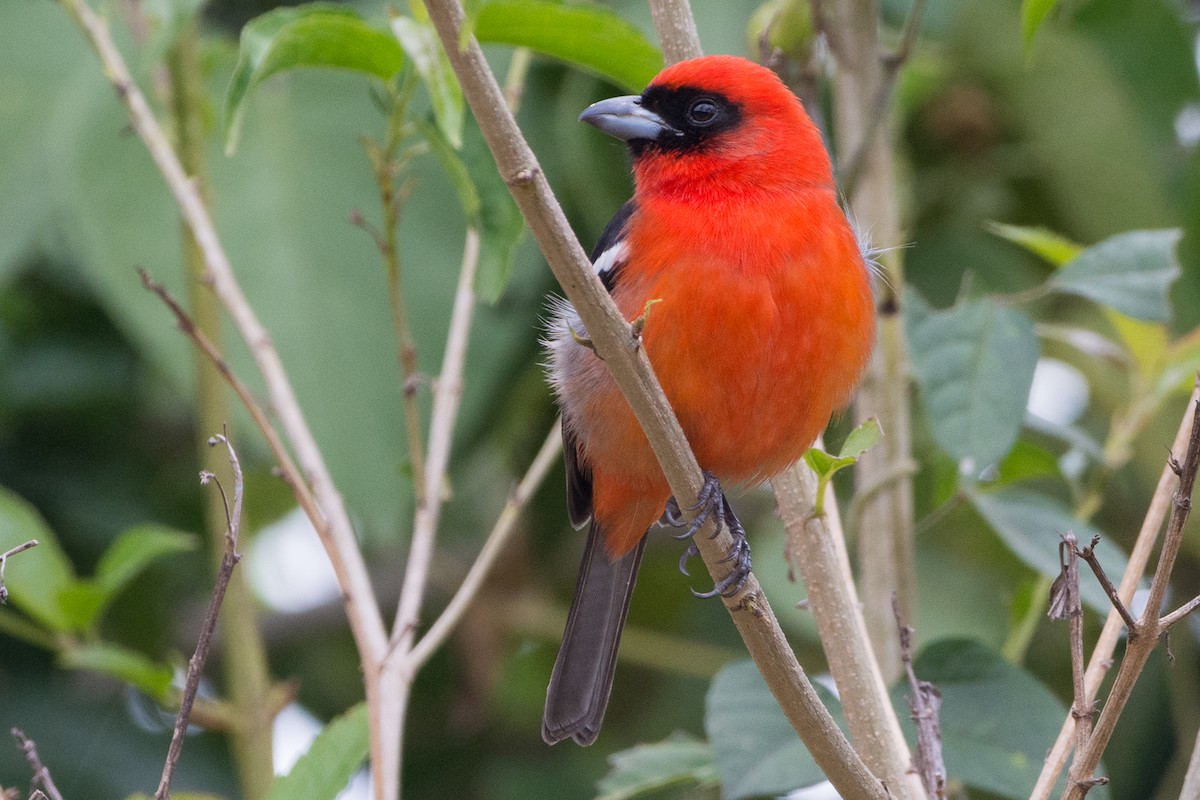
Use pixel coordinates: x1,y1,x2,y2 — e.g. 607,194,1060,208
1,0,1199,798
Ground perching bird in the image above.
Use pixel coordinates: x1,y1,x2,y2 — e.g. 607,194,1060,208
542,55,876,746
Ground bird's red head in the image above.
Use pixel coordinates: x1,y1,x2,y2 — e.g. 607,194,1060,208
580,55,832,202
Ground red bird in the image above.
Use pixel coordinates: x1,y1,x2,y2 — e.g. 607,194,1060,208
543,55,876,745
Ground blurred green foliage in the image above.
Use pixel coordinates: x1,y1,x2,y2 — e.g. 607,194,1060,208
1,0,1199,798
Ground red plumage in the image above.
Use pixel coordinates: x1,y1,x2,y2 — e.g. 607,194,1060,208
543,54,875,746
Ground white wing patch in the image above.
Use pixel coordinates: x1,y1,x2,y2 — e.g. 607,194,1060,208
592,239,629,283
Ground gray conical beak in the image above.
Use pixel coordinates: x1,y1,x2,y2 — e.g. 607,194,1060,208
579,95,676,142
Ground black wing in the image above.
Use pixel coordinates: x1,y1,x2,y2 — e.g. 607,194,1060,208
562,200,637,527
590,200,636,292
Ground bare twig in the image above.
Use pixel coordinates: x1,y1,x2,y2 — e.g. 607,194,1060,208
1062,387,1200,800
894,596,945,800
0,540,39,604
1158,593,1200,629
12,729,64,800
55,5,395,793
391,227,482,654
1032,382,1200,798
416,0,887,796
406,421,562,671
138,270,322,531
1074,535,1138,632
156,432,245,800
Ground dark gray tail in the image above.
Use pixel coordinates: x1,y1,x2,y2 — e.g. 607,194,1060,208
542,524,646,745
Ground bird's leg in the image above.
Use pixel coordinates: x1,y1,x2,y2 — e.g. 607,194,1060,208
664,472,753,598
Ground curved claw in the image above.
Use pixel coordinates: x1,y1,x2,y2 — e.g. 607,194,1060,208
667,476,753,598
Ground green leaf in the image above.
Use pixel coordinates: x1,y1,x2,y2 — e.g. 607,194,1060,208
474,1,663,92
597,733,718,800
94,524,196,608
265,703,370,800
0,487,78,632
1049,229,1182,322
705,661,846,799
906,292,1040,469
838,417,882,459
462,119,526,302
1021,0,1060,53
61,642,175,699
968,487,1136,615
985,221,1082,266
994,440,1061,485
390,15,464,148
224,4,405,151
899,639,1107,799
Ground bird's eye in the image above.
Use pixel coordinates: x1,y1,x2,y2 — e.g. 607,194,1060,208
687,99,719,126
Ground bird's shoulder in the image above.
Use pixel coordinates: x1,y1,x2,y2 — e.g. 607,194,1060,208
590,200,637,293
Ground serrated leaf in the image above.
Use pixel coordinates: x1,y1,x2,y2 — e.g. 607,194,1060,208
224,4,405,151
907,292,1039,469
0,487,78,632
1049,229,1182,322
391,15,464,148
837,417,882,459
968,487,1137,615
62,643,175,699
474,1,662,92
705,661,845,799
598,733,718,800
1021,0,1060,52
985,221,1082,266
264,703,370,800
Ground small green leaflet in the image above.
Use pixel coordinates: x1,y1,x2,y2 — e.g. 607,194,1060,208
61,642,175,700
985,221,1082,266
802,418,881,515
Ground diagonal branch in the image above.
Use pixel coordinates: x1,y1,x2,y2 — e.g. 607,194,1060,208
416,0,888,796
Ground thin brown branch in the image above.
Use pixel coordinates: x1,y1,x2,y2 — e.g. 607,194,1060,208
1032,381,1200,798
138,269,323,533
894,595,945,800
1062,387,1200,800
1158,593,1200,629
11,729,64,800
156,432,245,800
1075,535,1138,632
406,420,562,672
391,227,482,655
0,540,39,604
416,1,887,796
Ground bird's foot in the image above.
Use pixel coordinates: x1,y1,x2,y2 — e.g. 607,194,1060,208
664,472,752,598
